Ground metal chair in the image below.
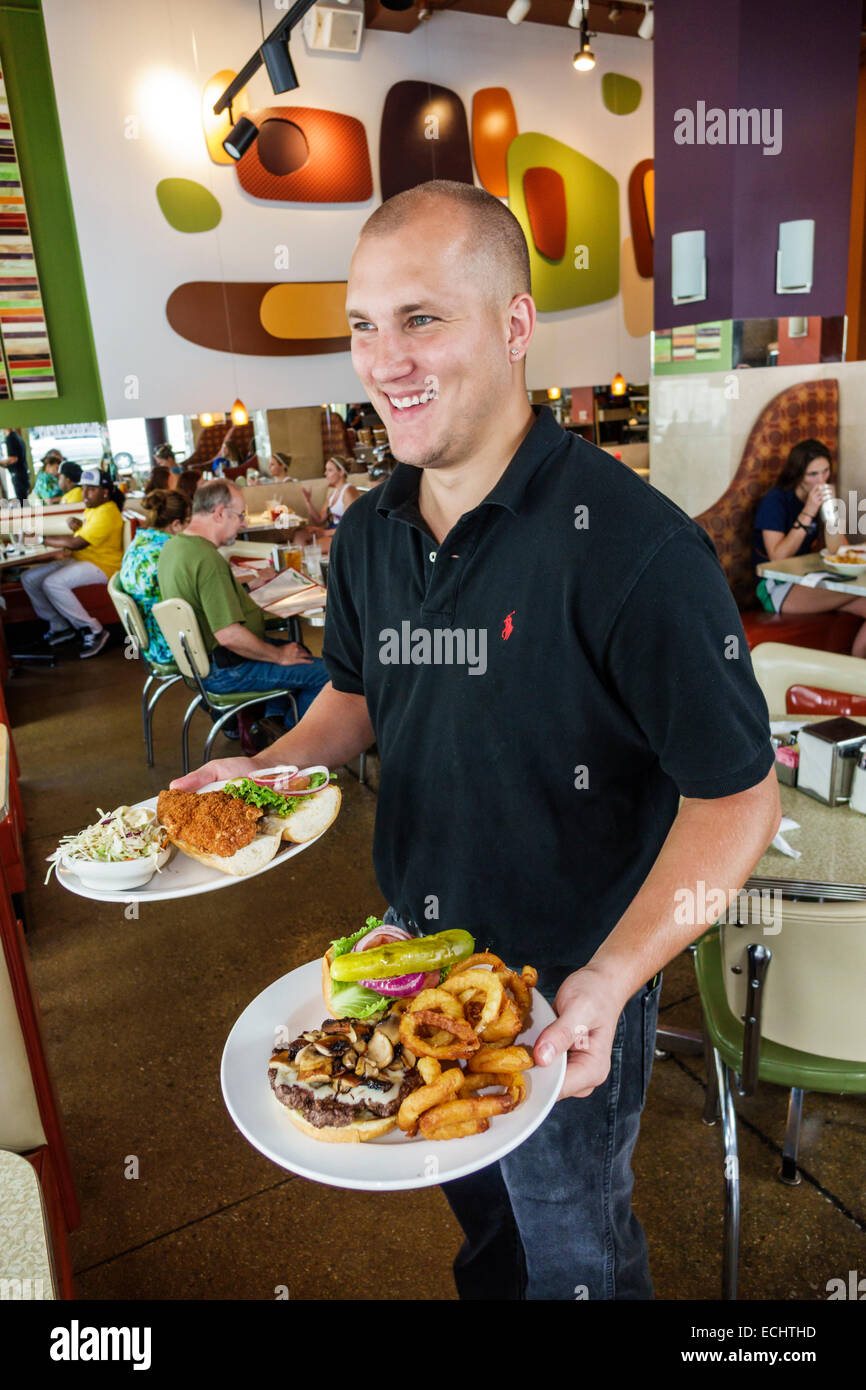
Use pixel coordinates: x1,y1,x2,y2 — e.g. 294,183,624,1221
107,573,181,767
152,596,296,774
695,900,866,1300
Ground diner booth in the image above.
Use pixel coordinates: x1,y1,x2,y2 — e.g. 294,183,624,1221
0,0,865,1343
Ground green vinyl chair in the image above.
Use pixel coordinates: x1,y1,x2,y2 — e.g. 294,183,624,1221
107,573,181,767
151,597,297,775
695,906,866,1301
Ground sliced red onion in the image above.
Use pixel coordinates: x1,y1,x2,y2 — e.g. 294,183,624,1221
277,764,331,796
353,924,411,953
360,971,426,997
250,764,298,792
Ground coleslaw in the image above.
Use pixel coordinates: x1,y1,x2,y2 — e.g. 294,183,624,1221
45,805,169,883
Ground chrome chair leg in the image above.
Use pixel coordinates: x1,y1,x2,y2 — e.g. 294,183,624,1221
182,695,201,776
141,674,156,756
359,750,367,785
702,1018,721,1125
144,675,181,767
716,1053,740,1301
780,1087,805,1186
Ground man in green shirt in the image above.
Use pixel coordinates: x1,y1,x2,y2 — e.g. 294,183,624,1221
157,480,328,724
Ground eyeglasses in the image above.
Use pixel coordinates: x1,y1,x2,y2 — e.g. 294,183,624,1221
225,506,247,521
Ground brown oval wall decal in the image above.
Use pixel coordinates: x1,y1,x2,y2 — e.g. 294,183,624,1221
166,282,350,355
380,81,473,201
257,119,309,177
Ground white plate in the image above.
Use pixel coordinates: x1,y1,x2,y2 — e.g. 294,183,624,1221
820,548,866,577
220,960,566,1191
54,780,330,903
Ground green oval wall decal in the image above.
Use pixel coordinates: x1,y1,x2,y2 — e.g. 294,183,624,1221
156,178,222,233
602,73,642,116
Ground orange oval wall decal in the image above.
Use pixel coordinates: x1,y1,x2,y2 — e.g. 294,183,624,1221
643,166,654,239
260,283,349,339
523,166,567,261
472,88,518,197
236,108,372,202
202,70,249,166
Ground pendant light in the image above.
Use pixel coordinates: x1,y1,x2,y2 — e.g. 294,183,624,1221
610,373,627,397
199,412,215,428
231,399,249,426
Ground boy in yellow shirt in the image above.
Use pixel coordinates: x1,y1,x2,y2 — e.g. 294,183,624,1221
22,465,123,658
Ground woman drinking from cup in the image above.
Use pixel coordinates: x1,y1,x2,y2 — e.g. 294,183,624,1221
753,438,866,656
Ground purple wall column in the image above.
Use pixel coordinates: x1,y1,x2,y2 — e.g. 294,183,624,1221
654,0,861,329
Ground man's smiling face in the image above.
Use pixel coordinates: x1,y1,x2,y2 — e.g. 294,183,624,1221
346,206,512,471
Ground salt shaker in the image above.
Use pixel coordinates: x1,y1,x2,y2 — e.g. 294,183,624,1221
850,747,866,815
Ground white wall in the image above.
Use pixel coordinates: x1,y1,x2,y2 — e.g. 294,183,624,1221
650,359,866,517
42,0,652,419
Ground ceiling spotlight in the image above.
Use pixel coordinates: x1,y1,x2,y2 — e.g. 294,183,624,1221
638,2,653,39
222,114,258,161
567,0,586,27
507,0,531,23
262,37,299,94
572,20,596,70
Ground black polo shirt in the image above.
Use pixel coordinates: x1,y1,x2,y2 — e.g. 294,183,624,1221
323,406,774,972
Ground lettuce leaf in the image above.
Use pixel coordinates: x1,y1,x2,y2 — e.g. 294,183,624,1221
328,919,390,1019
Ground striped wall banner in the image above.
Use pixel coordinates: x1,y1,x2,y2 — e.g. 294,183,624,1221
0,55,57,399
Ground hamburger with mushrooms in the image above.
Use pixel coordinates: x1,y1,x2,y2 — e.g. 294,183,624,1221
268,1014,425,1142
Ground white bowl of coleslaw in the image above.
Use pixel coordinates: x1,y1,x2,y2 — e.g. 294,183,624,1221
48,805,172,890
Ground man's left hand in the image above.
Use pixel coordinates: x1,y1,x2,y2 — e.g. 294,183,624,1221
247,565,277,590
533,966,626,1101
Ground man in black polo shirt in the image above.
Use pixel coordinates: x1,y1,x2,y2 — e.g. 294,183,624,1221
175,180,781,1300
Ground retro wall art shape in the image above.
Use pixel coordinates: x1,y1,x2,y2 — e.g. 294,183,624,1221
235,108,372,202
0,55,57,399
621,236,653,337
602,73,642,116
166,281,350,355
507,133,619,312
523,166,567,261
471,87,518,197
380,81,473,200
202,70,250,166
628,158,654,278
156,178,222,233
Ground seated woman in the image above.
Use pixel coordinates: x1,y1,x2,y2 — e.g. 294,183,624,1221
33,449,64,502
143,464,171,495
292,456,360,554
119,488,191,663
753,438,866,657
268,451,295,481
58,460,83,504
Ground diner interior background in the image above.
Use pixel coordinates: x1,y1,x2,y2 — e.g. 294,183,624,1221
1,0,865,1302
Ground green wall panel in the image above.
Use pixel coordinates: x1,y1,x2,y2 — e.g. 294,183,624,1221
0,0,104,426
507,132,619,312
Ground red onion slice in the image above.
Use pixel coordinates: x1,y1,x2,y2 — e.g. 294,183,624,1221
250,764,298,792
360,972,426,997
275,764,331,796
353,924,412,953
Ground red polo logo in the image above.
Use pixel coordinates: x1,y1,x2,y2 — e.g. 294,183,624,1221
502,610,515,640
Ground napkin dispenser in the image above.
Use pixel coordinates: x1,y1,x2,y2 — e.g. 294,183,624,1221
796,717,866,806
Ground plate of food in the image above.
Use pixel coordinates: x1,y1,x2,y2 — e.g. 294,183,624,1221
49,765,341,903
220,920,566,1190
821,546,866,577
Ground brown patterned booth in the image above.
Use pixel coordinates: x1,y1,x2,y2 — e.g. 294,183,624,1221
185,422,256,469
693,378,860,653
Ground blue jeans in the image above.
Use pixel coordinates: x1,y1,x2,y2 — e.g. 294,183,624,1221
382,907,661,1300
203,639,328,726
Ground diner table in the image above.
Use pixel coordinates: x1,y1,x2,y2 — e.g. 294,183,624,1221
0,545,55,573
757,551,866,599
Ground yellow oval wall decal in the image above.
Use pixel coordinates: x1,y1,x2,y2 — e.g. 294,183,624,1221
203,70,249,166
260,282,350,339
621,237,653,338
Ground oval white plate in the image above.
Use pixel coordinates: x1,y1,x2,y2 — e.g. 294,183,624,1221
220,959,566,1192
820,548,866,577
54,779,330,903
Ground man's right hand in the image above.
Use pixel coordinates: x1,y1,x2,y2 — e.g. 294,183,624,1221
276,642,313,666
169,755,258,792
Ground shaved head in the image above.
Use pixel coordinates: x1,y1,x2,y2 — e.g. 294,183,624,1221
359,180,531,310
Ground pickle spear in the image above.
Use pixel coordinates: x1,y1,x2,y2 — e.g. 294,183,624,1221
329,928,475,982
